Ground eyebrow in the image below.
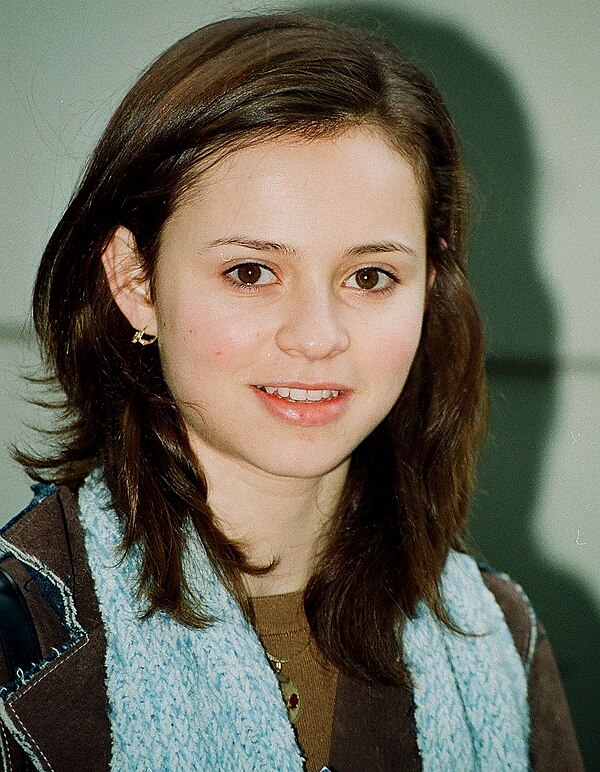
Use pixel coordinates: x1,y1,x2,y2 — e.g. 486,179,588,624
207,237,298,258
345,240,419,260
205,236,419,260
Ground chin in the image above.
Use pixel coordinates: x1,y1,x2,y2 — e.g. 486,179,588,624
255,449,352,481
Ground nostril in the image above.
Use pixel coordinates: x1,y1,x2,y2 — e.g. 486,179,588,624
275,313,350,359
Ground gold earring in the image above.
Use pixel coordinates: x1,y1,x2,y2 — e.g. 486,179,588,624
131,327,157,346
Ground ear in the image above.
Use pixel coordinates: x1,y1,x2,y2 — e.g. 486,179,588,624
427,262,437,291
101,226,157,337
424,255,437,310
427,237,447,292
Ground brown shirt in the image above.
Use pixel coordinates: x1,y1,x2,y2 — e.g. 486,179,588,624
0,487,585,770
252,590,338,772
253,573,585,772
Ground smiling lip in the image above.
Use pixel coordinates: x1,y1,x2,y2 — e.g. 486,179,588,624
251,383,350,426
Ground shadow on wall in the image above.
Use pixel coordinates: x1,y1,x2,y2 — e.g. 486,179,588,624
303,3,599,766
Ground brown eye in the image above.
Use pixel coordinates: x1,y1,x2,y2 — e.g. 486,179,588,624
355,268,380,290
237,264,262,284
346,267,393,291
226,263,276,286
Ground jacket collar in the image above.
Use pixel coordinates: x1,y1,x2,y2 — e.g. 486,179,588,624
0,487,111,769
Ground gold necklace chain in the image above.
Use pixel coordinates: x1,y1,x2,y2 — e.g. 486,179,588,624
264,639,312,672
264,638,312,724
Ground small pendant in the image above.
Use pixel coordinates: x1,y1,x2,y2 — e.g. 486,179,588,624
275,671,301,724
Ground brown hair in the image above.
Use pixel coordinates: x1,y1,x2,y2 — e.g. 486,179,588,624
20,13,487,684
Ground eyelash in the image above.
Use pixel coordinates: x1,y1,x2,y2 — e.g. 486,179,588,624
222,262,399,294
223,262,277,292
343,267,397,294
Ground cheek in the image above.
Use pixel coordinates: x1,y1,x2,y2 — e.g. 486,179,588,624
363,306,425,370
377,334,421,385
158,301,266,374
201,322,265,367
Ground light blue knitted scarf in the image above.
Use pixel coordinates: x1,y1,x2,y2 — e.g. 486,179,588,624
79,471,530,771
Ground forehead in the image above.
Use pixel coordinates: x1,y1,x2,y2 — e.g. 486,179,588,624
176,122,425,198
162,128,426,253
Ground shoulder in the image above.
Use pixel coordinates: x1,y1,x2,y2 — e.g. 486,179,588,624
0,487,112,769
1,485,79,581
0,483,103,648
478,563,539,673
477,564,584,769
0,483,78,552
473,562,584,768
0,487,78,700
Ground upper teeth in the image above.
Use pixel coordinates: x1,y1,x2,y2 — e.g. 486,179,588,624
262,386,340,401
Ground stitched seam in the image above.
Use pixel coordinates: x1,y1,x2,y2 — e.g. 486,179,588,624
0,720,13,772
8,636,88,703
0,701,48,772
3,708,52,771
1,489,80,771
0,538,84,639
1,641,89,772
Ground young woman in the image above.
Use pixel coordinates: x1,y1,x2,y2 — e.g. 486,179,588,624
0,13,582,771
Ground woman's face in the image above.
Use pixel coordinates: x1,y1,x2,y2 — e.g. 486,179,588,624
147,128,430,480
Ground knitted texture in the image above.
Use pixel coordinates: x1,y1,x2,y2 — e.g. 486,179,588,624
78,471,529,770
78,471,304,771
403,551,530,771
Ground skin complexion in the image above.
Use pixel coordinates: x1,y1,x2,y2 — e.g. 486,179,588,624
103,127,431,593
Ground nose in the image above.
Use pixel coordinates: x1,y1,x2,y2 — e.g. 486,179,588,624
275,282,350,360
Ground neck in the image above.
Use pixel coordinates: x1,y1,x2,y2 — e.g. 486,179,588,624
194,448,349,596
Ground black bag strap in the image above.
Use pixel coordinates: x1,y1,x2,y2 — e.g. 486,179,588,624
0,562,41,771
0,564,42,678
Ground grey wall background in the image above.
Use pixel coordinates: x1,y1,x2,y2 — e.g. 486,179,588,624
2,0,599,765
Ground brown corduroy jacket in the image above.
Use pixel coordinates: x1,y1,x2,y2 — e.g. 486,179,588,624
0,487,584,771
